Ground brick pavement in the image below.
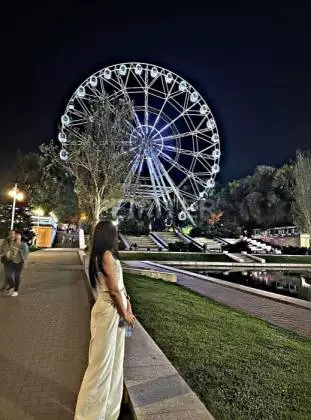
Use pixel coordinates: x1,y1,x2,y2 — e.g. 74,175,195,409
0,250,91,420
128,261,311,338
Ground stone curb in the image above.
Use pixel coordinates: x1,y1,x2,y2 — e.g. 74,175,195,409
152,260,311,269
143,261,311,311
77,251,214,420
123,267,177,282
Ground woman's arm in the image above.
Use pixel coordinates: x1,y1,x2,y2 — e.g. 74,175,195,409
102,251,128,319
20,243,29,262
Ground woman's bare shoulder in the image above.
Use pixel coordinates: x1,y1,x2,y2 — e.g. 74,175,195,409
102,250,114,264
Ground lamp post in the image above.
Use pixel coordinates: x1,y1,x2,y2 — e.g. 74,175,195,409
8,184,24,230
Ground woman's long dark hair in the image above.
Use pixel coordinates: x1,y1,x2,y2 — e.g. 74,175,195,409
89,221,120,289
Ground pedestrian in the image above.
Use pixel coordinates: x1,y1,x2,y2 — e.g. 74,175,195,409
75,221,136,420
0,230,16,292
6,231,29,297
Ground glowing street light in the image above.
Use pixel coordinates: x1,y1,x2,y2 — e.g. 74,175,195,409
8,184,25,230
80,212,88,222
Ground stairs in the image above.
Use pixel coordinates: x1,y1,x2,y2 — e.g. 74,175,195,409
155,231,181,247
192,237,222,252
125,235,158,251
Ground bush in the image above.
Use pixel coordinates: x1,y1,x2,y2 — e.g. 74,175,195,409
168,241,201,252
222,240,249,253
119,218,149,236
281,246,311,255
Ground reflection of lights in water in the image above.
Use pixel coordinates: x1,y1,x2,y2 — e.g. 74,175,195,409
194,269,308,300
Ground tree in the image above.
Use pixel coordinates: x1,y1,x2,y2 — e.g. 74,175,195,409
40,96,134,231
5,151,79,223
0,203,33,241
207,211,223,226
292,151,311,234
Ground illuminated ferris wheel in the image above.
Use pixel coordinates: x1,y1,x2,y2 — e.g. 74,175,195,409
59,62,221,224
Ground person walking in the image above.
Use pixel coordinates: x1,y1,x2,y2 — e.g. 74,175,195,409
0,230,16,293
7,231,29,297
75,221,136,420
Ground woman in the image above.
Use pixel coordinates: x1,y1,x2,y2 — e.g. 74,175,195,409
8,231,29,297
0,230,16,292
75,221,135,420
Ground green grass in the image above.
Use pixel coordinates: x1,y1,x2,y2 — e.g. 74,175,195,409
120,251,231,262
260,255,311,264
124,273,311,420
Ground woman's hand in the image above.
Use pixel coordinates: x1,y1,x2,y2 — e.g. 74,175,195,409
124,311,136,326
127,300,133,315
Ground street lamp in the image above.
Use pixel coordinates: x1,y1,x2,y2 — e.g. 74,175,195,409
8,184,25,230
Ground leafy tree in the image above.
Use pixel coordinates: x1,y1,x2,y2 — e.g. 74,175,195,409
0,203,33,241
216,165,295,232
41,96,134,231
292,151,311,234
4,151,79,223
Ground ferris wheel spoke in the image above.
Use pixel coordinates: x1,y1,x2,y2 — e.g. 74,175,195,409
159,152,205,189
152,101,198,138
144,69,149,126
196,156,213,172
101,74,123,94
114,73,142,128
76,98,92,116
153,155,195,224
149,153,172,207
200,143,216,154
188,176,201,198
131,70,148,90
87,84,104,98
183,90,191,110
145,158,162,209
153,129,207,143
150,80,177,133
124,155,141,191
161,145,197,157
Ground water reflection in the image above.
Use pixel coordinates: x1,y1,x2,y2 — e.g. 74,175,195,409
188,269,311,301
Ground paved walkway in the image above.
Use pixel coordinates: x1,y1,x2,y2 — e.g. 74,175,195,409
128,261,311,338
0,250,91,419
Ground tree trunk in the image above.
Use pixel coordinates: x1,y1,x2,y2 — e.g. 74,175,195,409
88,202,101,246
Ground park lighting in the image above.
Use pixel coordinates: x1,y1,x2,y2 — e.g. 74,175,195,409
34,207,44,228
8,184,25,230
49,211,58,222
80,212,88,222
112,219,119,227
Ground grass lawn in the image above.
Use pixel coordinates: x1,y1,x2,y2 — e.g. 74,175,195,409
124,273,311,420
120,251,231,262
260,255,311,264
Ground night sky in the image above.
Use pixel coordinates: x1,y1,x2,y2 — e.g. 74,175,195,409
1,3,311,183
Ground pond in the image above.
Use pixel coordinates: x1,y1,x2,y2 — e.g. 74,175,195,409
182,268,311,301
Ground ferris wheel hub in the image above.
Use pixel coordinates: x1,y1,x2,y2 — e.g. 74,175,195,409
130,124,164,158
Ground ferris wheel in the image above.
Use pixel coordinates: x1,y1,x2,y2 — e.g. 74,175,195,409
59,62,221,224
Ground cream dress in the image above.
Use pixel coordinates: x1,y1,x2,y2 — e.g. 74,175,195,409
75,257,126,420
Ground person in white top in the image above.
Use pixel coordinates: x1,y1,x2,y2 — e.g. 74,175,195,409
75,221,135,420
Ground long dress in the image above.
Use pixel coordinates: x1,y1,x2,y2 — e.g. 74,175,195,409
75,258,126,420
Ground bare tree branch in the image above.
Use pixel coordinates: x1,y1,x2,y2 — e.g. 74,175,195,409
40,95,134,231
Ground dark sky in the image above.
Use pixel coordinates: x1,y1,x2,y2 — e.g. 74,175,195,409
1,2,311,183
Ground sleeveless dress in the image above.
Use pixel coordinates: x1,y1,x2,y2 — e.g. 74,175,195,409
75,258,127,420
